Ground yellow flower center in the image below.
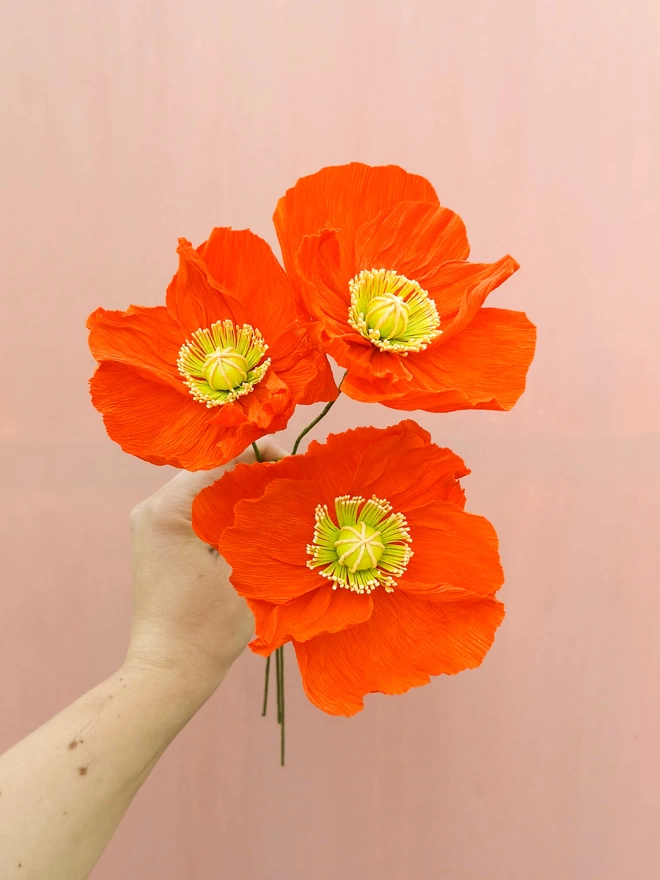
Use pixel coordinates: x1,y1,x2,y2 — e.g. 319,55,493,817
334,522,384,572
203,348,249,391
348,269,441,354
365,294,410,339
177,320,270,408
307,495,413,594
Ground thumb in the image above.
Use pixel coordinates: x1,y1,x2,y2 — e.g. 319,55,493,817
152,436,290,514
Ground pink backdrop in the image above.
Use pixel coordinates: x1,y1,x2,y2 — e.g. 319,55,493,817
1,1,659,877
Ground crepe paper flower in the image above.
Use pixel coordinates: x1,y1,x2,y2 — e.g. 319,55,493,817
192,420,505,717
273,162,536,414
87,228,338,470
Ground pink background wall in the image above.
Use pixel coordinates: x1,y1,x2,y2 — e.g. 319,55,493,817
1,0,659,877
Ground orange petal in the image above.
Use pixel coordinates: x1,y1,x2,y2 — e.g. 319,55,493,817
355,439,469,512
342,371,473,411
342,307,536,412
330,336,413,382
90,361,249,469
291,420,468,519
401,502,503,597
87,305,183,390
275,162,439,301
313,250,525,381
165,238,238,334
201,375,294,462
175,228,338,405
234,369,291,426
218,479,328,603
355,201,470,286
306,418,467,511
438,255,520,342
247,588,373,655
295,228,352,330
271,324,339,405
404,307,537,411
192,454,316,548
196,227,297,339
301,420,427,501
294,590,505,716
193,463,278,549
296,228,417,383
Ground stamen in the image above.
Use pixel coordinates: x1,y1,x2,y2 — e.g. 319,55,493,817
307,494,413,594
177,319,271,408
348,268,441,354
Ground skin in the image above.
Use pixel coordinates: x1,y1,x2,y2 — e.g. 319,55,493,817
0,438,287,879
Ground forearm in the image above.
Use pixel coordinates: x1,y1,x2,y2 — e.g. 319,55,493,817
0,662,216,879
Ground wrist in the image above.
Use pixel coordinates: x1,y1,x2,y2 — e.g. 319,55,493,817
122,639,231,719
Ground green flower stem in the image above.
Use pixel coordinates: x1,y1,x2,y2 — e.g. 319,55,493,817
292,399,336,454
291,372,346,455
261,654,271,716
260,372,347,765
275,647,282,724
278,646,285,767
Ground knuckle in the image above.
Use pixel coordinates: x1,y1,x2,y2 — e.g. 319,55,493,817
128,500,147,531
129,496,170,531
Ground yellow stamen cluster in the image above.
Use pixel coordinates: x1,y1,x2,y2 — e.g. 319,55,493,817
348,268,441,354
177,320,270,408
307,495,413,594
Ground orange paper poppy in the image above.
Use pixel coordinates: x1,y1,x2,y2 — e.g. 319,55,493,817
192,420,505,716
87,228,337,469
274,162,536,413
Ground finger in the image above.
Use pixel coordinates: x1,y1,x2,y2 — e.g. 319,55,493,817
155,436,290,506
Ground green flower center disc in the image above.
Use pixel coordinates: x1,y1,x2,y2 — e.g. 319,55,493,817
202,347,249,391
334,522,384,572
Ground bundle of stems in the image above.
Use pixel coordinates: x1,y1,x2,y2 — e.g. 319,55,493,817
253,380,344,765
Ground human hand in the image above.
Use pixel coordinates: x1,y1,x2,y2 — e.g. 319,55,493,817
123,438,288,709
